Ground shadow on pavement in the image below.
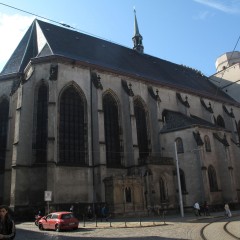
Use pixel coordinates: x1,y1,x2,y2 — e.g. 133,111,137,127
15,228,188,240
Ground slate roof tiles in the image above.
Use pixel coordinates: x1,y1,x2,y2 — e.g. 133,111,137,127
0,19,237,105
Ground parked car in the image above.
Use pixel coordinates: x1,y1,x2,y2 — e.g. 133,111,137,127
38,211,79,231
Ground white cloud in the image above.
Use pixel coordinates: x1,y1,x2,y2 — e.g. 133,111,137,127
0,13,34,72
194,0,240,14
193,10,213,20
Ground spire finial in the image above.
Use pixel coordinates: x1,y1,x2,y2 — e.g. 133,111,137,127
132,8,144,53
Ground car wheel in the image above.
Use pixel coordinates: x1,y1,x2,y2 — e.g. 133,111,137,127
55,224,60,232
39,224,44,231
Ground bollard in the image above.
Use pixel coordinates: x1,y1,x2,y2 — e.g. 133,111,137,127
95,214,98,227
110,220,112,227
83,214,85,227
139,215,142,227
163,211,166,225
125,219,127,228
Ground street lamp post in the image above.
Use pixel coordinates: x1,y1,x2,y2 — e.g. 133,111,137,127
174,142,184,217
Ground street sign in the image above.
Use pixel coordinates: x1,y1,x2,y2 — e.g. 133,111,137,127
44,191,52,201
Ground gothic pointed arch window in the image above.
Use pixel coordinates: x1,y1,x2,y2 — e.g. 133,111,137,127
238,120,240,142
159,177,167,202
208,165,218,192
176,137,184,153
32,83,48,163
134,98,149,160
59,86,87,165
0,98,9,172
216,115,225,128
103,93,121,167
204,135,211,152
125,187,132,203
180,169,187,193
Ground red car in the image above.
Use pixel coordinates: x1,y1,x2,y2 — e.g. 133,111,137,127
38,211,79,231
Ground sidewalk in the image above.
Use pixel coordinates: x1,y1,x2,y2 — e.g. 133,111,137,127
80,210,240,229
167,209,240,222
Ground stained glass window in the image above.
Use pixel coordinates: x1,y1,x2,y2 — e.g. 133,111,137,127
0,99,9,171
134,99,149,160
208,165,218,192
103,93,121,167
33,84,48,163
59,86,87,165
159,177,167,202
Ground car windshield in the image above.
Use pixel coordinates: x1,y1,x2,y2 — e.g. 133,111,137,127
61,213,74,219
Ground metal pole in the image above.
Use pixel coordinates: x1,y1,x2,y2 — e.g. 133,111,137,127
47,201,49,214
174,142,184,217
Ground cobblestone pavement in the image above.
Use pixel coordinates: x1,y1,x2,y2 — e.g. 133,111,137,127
226,219,240,238
14,211,240,240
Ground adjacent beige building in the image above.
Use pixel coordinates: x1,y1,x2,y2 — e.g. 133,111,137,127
210,51,240,103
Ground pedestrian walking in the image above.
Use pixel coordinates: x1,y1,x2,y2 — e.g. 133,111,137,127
224,203,232,217
87,205,93,219
70,205,74,213
203,201,210,216
193,202,201,216
0,205,16,239
101,204,109,221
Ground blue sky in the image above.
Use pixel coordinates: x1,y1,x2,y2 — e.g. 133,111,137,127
0,0,240,76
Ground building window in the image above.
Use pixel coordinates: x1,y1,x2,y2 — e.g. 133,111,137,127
176,138,184,153
238,120,240,143
125,187,132,203
159,177,167,202
103,93,121,167
59,86,87,165
216,115,225,128
33,83,48,163
134,98,149,160
0,99,9,172
204,135,211,152
180,169,187,193
208,165,218,192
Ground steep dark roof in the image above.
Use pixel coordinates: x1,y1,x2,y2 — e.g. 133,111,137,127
1,21,38,75
161,109,217,133
0,19,237,104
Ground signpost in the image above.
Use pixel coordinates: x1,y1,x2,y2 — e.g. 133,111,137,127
44,191,52,214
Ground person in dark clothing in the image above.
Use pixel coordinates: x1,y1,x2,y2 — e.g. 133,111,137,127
101,204,109,221
203,201,210,216
0,205,15,239
87,205,93,219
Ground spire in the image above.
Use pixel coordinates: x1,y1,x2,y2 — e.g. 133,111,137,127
132,8,144,53
134,9,140,36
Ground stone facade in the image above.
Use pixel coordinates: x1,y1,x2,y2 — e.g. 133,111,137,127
0,19,240,217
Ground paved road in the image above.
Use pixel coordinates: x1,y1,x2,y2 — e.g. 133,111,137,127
202,216,240,240
14,211,240,240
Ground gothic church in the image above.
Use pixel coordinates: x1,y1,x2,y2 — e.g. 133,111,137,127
0,13,240,216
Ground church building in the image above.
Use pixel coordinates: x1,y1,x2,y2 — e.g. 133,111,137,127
0,12,240,216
